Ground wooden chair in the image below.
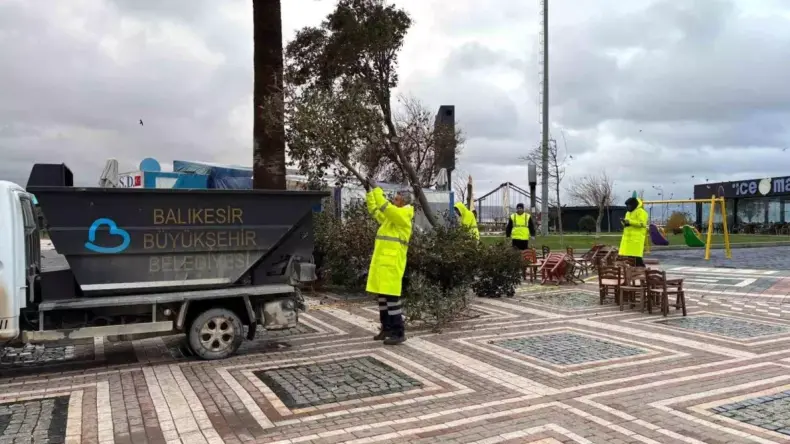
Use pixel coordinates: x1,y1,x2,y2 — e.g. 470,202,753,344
597,265,623,305
539,252,567,285
594,247,618,269
522,248,541,283
575,245,602,275
646,269,687,316
563,249,586,284
619,266,650,313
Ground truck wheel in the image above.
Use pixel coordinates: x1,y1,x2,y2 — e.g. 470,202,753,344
188,308,244,360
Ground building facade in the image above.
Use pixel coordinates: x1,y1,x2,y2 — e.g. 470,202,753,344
693,176,790,229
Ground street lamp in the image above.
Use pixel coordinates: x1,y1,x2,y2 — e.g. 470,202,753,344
528,162,537,216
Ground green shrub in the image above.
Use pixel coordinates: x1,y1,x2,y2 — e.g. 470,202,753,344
471,243,525,298
314,200,377,291
401,272,469,331
578,215,596,233
315,201,525,330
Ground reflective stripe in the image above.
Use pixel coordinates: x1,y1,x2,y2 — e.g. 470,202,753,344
380,202,390,212
376,235,409,247
386,301,400,307
388,309,403,316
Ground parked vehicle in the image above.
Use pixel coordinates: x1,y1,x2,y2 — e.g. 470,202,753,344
0,164,327,360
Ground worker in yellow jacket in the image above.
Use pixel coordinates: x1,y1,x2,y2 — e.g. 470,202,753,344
365,181,414,345
454,201,479,239
619,197,649,266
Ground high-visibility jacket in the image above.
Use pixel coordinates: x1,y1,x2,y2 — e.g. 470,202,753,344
454,202,479,239
510,213,530,240
619,198,649,257
365,187,414,297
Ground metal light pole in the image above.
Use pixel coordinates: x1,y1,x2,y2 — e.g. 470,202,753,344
540,0,550,235
528,162,538,216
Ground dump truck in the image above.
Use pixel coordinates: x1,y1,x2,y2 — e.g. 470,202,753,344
0,164,327,360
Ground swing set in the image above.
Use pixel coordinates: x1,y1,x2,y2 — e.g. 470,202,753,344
642,196,732,261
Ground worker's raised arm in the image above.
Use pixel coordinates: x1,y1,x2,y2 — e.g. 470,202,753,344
372,187,413,227
366,187,386,224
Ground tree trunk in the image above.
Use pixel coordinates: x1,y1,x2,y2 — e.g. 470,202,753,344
554,180,563,236
382,105,439,227
595,206,604,238
252,0,286,190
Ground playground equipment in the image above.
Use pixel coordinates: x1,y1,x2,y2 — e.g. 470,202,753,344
642,196,732,261
649,224,669,246
681,225,706,247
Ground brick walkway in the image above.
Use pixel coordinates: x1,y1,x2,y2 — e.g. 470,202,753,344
5,265,790,443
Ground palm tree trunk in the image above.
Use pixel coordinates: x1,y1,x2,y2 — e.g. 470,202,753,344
252,0,286,190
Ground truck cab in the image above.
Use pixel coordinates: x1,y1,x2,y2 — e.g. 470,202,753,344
0,180,39,341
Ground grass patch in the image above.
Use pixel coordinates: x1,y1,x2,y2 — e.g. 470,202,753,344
480,233,790,250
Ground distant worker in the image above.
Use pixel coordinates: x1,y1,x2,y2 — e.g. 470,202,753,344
505,203,536,250
365,180,414,345
619,197,649,266
454,202,480,239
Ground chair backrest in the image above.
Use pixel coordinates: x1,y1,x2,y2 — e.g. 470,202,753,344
645,268,666,288
598,265,621,282
625,266,646,285
617,256,636,267
582,244,603,260
522,248,537,264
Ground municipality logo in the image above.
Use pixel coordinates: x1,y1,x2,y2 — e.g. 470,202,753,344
84,218,130,254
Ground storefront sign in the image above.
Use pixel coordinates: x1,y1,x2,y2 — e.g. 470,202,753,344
695,176,790,199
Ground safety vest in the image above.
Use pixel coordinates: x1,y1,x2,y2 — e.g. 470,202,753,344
510,213,530,240
365,187,414,297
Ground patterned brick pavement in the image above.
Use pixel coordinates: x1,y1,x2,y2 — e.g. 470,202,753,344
9,264,790,442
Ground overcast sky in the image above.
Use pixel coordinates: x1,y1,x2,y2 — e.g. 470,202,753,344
1,0,788,203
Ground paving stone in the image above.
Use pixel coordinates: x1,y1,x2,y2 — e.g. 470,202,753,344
649,246,790,270
525,292,600,308
0,396,69,444
493,332,646,365
254,356,423,408
0,345,75,366
713,391,790,435
658,315,789,338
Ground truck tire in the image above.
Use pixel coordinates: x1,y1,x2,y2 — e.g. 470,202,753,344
188,308,244,360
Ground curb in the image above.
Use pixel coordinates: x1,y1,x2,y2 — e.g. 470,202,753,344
649,241,790,252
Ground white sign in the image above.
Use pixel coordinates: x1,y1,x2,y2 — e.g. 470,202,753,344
118,172,143,188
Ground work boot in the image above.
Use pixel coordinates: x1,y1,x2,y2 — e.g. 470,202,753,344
383,335,406,346
373,330,390,341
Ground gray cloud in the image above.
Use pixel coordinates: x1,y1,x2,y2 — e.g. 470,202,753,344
0,0,787,206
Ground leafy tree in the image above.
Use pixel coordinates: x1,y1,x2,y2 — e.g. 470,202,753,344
363,96,464,187
252,0,287,190
666,211,690,233
578,215,596,233
273,0,445,226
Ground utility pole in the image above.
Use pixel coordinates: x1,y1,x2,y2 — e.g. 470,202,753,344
540,0,550,235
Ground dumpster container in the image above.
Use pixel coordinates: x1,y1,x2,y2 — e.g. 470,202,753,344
29,186,328,295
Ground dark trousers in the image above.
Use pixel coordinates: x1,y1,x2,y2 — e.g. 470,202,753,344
512,239,529,250
378,296,405,338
